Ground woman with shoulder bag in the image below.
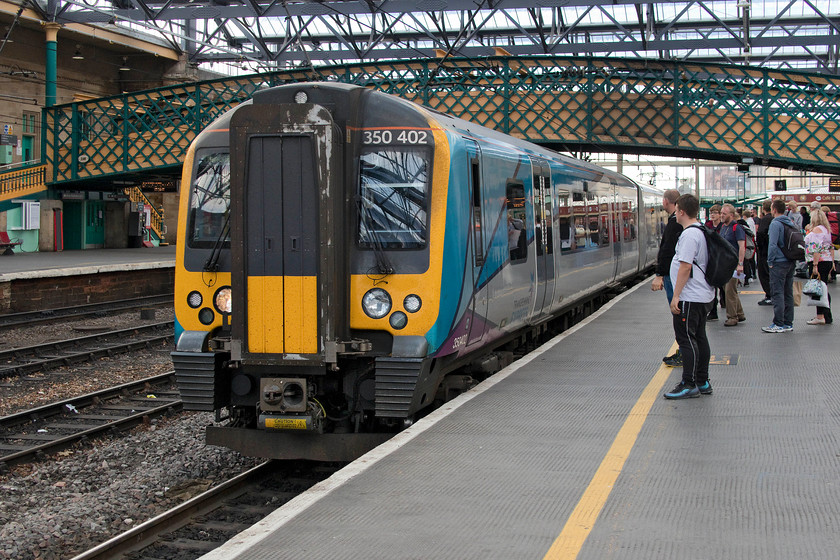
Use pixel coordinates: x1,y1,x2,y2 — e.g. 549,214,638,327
805,209,835,325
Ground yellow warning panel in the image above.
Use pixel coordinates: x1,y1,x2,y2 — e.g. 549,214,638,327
283,275,318,354
247,276,285,353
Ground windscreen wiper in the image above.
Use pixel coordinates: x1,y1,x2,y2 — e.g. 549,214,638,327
358,195,394,277
203,211,231,272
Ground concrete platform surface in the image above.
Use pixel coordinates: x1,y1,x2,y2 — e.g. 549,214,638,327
200,280,840,560
0,246,176,281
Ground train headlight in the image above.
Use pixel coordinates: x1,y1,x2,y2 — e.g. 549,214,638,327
214,286,232,313
362,288,391,319
389,311,408,330
403,294,422,313
198,308,215,325
187,291,203,308
294,91,308,104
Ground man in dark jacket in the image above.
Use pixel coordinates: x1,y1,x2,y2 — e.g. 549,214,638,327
763,199,797,332
755,199,774,305
651,189,682,365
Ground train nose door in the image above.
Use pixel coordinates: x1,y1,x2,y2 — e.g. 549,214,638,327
531,159,555,318
466,140,488,347
230,103,344,362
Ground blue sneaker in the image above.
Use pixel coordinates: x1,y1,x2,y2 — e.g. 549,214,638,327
762,324,785,333
664,382,700,399
697,380,713,395
782,325,793,332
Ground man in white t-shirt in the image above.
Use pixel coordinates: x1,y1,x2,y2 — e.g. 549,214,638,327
664,194,716,400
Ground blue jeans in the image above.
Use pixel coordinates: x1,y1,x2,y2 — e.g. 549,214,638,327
664,275,674,304
769,260,795,327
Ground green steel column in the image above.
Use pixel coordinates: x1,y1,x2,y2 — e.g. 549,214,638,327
44,22,61,107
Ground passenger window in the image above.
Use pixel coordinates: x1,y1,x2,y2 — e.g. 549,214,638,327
471,158,484,267
557,189,573,253
506,180,527,264
573,190,588,251
587,191,602,248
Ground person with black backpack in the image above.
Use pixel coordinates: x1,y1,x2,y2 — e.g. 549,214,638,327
663,194,715,399
763,199,800,333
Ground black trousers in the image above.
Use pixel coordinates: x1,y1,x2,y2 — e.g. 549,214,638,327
757,249,771,299
808,261,833,323
672,300,711,386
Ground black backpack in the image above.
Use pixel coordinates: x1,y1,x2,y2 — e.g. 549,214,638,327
779,223,806,261
688,224,739,288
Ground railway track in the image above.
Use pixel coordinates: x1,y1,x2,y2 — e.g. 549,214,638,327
0,294,174,330
0,372,181,471
71,460,343,560
0,321,174,379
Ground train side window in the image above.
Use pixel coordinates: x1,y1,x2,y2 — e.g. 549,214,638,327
506,180,527,264
533,171,553,257
587,191,602,248
557,188,574,253
573,190,587,251
471,157,484,267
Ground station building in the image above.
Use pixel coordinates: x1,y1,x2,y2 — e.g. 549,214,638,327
0,8,222,252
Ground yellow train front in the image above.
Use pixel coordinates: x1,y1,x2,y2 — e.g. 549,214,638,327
172,82,659,461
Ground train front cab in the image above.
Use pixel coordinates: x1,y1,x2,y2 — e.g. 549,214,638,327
173,85,455,460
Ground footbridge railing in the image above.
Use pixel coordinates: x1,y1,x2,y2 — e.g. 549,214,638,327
0,164,47,206
43,56,840,184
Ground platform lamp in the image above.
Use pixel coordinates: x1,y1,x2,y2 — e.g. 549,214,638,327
72,45,84,60
119,56,130,71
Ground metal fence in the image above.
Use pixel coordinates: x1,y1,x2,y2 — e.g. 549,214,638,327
42,56,840,185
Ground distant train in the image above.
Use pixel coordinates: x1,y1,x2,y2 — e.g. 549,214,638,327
172,82,661,461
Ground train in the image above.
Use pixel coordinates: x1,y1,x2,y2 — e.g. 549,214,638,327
171,82,662,461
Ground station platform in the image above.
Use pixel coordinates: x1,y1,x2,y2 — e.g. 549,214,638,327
0,246,175,282
202,279,840,560
0,246,175,313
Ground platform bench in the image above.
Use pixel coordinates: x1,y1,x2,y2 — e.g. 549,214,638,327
0,231,22,255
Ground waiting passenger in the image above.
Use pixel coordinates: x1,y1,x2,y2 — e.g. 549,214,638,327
651,189,683,366
763,199,797,333
756,200,774,306
786,201,803,231
804,209,834,325
720,203,746,327
663,194,715,399
705,204,722,321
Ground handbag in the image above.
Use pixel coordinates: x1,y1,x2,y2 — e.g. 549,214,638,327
807,281,830,308
802,277,823,297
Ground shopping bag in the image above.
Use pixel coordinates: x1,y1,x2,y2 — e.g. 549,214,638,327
793,280,803,306
806,281,830,308
802,278,823,297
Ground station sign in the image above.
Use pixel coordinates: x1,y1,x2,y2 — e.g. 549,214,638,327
0,134,17,146
829,176,840,192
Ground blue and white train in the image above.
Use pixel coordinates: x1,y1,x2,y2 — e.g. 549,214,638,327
172,82,662,460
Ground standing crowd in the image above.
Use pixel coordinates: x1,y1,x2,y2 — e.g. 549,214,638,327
652,191,834,399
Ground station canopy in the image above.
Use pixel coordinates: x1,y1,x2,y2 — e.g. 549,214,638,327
4,1,839,76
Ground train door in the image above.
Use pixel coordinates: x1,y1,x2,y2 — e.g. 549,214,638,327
229,103,344,363
244,135,318,354
609,182,622,281
466,139,488,347
531,157,555,318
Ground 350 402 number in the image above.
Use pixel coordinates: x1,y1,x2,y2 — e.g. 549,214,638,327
362,129,430,145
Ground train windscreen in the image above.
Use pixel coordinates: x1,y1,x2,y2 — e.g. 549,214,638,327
188,152,230,249
358,148,430,250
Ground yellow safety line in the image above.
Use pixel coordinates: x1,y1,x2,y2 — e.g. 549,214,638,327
542,341,678,560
